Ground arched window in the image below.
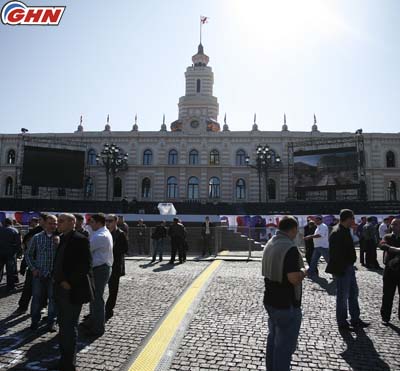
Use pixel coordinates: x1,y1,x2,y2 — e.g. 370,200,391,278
187,176,199,199
167,176,178,198
168,149,178,165
142,178,151,199
189,149,199,165
143,149,153,165
268,179,276,200
196,79,201,93
5,177,13,196
236,149,246,166
209,149,220,165
84,177,94,198
7,149,15,165
236,179,246,200
113,177,122,198
386,151,395,168
87,149,97,166
388,180,397,201
209,177,221,199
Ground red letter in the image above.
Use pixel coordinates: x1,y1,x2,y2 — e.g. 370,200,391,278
24,8,43,24
41,8,63,24
8,8,25,24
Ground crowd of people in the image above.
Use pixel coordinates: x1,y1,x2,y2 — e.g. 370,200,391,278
262,210,400,371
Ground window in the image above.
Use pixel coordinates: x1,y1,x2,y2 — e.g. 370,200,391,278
236,179,246,200
209,177,220,199
142,178,151,199
388,181,397,201
187,176,199,199
31,185,39,196
84,177,94,198
113,177,122,198
386,151,395,168
168,149,178,165
87,149,97,166
143,149,153,165
5,177,13,196
268,179,276,200
196,79,201,93
189,149,199,165
209,149,220,165
167,176,178,198
236,150,246,166
7,149,15,165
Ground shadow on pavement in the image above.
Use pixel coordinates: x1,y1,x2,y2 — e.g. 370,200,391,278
153,263,176,272
339,328,391,371
310,276,336,296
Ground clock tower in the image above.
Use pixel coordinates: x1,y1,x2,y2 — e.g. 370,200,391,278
171,44,220,132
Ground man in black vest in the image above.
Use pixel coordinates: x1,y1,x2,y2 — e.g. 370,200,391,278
105,214,128,321
379,218,400,325
168,218,186,264
201,216,214,256
53,213,94,371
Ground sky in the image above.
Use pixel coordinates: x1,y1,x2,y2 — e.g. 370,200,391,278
0,0,399,134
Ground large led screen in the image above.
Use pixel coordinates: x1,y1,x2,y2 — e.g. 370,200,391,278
294,147,359,190
22,146,85,188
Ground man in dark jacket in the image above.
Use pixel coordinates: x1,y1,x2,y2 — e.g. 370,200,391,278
168,218,186,264
0,218,21,291
136,219,147,255
53,213,94,371
326,209,369,331
105,214,128,320
303,219,317,274
362,217,382,269
151,221,167,262
379,218,400,325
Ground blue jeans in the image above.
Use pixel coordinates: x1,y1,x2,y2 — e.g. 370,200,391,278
335,265,360,326
89,264,111,334
152,239,164,261
309,247,330,276
266,305,302,371
31,276,56,326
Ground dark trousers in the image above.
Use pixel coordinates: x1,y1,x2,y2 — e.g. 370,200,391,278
105,271,120,317
55,286,82,371
202,235,212,256
359,239,366,265
170,237,185,263
18,269,33,310
365,240,378,267
381,268,400,322
137,238,146,255
0,253,16,290
31,276,56,326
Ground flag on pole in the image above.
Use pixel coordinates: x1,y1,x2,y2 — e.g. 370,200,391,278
200,16,208,24
80,115,83,124
284,113,286,124
224,113,227,124
254,113,257,124
107,114,110,123
135,114,137,125
314,114,317,124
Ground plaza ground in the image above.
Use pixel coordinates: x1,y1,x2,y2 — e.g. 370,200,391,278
0,252,399,371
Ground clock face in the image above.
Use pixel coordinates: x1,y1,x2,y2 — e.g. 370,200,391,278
190,120,199,129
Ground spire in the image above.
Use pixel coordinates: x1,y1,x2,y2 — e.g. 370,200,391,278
254,113,257,124
282,113,288,131
76,115,84,132
161,113,167,131
107,114,110,124
312,114,319,132
252,113,258,131
314,113,317,124
224,113,227,125
104,114,111,131
132,114,138,131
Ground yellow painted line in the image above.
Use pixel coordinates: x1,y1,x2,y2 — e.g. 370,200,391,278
128,251,228,371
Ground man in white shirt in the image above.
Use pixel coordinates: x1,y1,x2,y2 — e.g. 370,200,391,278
82,213,113,336
379,218,390,240
304,216,330,277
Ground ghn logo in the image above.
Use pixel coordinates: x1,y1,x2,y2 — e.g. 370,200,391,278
1,1,65,25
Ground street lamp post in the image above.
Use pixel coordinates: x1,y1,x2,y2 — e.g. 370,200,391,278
245,145,281,202
96,143,129,201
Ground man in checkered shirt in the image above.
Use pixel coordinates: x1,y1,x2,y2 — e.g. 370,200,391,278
26,214,59,331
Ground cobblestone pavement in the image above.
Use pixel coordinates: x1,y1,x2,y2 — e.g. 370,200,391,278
1,252,399,371
0,261,209,371
170,252,400,371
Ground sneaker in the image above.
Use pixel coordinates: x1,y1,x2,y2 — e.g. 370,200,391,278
46,323,57,333
151,259,156,263
338,322,351,331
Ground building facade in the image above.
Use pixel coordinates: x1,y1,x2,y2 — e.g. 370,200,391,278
0,44,399,203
